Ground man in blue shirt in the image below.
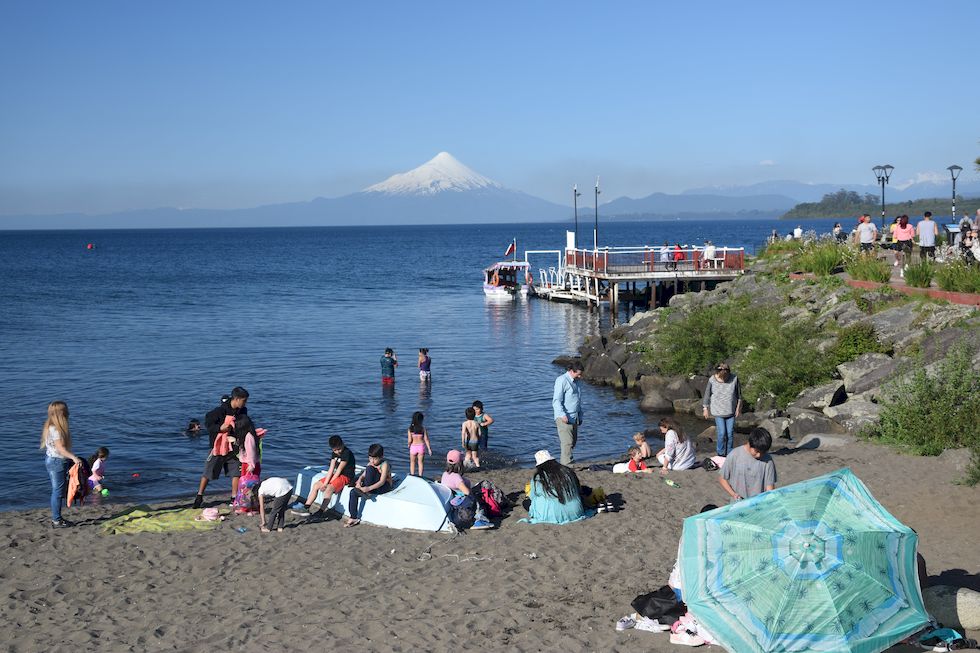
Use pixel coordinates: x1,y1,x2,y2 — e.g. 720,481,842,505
552,361,584,465
380,348,397,384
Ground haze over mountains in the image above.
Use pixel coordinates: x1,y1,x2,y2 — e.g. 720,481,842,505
2,153,978,230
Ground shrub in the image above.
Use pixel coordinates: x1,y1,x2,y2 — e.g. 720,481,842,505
902,260,934,288
737,320,837,408
798,241,847,276
935,260,980,293
867,344,980,484
759,239,803,260
831,323,887,365
846,253,891,283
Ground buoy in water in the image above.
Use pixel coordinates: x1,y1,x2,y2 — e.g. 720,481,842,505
131,472,140,478
86,243,94,250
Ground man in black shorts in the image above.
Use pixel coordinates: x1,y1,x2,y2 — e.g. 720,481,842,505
193,386,249,508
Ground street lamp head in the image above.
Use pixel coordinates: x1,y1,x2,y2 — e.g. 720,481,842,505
872,166,885,182
948,165,962,181
883,165,894,181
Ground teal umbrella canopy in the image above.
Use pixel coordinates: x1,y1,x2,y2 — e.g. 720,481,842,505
680,468,928,653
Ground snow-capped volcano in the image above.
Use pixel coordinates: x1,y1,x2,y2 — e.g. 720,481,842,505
364,152,502,195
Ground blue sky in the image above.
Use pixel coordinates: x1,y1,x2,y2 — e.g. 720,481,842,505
1,1,978,214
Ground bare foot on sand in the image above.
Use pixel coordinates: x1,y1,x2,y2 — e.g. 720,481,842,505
260,526,271,533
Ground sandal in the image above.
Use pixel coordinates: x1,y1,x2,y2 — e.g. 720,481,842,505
344,518,361,528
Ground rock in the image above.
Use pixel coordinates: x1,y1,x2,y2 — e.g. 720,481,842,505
619,353,656,389
922,585,980,631
759,417,791,439
822,400,881,432
672,398,702,415
937,448,973,476
816,299,863,328
845,357,908,396
606,343,630,366
836,353,893,392
915,303,977,333
551,355,580,369
834,305,869,328
638,389,673,413
583,353,624,388
779,306,810,325
735,412,764,432
695,425,717,448
637,374,670,396
786,408,845,439
663,376,700,401
920,327,980,365
867,305,918,347
792,433,855,450
789,381,847,411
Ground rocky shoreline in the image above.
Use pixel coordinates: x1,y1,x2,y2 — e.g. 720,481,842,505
559,258,979,452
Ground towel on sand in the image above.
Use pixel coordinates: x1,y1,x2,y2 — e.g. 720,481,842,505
102,505,229,535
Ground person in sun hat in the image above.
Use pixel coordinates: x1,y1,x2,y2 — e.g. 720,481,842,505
524,450,589,525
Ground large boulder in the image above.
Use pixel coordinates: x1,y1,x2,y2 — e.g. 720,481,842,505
735,412,765,432
786,408,845,439
620,353,656,389
822,400,881,432
920,327,980,365
845,356,908,396
922,585,980,631
637,374,671,396
816,300,866,329
606,343,631,366
551,355,580,369
789,381,847,411
583,353,624,388
759,416,791,439
836,353,893,393
663,376,700,401
866,305,919,348
672,398,702,415
638,388,673,413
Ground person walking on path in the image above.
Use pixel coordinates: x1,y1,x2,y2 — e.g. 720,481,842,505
41,400,83,528
380,348,398,384
892,215,915,275
854,214,878,253
193,386,249,509
702,363,742,457
916,211,939,261
552,361,584,465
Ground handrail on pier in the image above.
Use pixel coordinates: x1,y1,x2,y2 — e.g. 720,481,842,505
564,246,745,274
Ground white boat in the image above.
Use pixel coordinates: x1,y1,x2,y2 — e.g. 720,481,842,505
483,260,533,298
294,465,455,532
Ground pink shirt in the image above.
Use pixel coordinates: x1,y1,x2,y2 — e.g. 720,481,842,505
440,472,469,493
893,224,915,241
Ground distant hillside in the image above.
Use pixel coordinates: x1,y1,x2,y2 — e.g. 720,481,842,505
780,190,980,221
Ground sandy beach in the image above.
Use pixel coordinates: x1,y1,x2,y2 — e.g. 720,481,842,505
2,434,977,653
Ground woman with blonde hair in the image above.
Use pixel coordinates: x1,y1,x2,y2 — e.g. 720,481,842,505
40,401,82,528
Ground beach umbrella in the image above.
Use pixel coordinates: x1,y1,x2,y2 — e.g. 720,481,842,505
679,468,928,653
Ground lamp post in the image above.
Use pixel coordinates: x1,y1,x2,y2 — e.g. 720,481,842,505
872,165,894,230
948,165,962,221
593,176,600,252
572,184,581,247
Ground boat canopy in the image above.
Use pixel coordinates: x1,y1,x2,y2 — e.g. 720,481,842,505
483,260,530,273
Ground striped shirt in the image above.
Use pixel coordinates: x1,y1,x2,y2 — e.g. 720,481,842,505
703,375,741,417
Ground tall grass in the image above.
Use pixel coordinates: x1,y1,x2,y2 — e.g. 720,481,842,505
935,260,980,293
798,241,847,276
846,253,891,283
902,260,934,288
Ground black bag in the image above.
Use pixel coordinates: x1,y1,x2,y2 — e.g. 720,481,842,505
631,585,683,620
701,457,719,472
448,494,476,529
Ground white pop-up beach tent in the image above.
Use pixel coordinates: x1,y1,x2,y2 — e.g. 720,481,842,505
294,465,455,532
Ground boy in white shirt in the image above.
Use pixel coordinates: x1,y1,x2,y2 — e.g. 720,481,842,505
258,477,293,532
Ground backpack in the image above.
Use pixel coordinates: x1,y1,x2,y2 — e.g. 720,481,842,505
472,480,508,519
448,494,476,529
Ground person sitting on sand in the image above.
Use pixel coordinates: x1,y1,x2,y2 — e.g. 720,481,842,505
257,476,293,533
346,444,392,527
655,417,696,474
440,450,492,530
632,432,652,459
719,428,775,503
292,435,355,516
626,446,652,473
525,450,589,525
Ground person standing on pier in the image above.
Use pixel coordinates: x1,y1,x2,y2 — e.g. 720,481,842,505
380,348,398,384
552,361,584,465
702,364,741,457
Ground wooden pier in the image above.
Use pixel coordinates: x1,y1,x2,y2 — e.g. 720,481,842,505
526,244,746,311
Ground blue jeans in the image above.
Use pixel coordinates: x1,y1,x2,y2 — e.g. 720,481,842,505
714,416,735,456
45,455,70,522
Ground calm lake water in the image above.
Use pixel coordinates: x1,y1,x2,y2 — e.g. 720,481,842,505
0,218,838,511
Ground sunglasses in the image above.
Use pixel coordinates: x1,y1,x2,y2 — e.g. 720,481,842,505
716,367,730,371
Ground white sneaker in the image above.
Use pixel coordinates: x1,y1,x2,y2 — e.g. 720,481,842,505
670,631,706,646
615,616,636,631
633,615,671,632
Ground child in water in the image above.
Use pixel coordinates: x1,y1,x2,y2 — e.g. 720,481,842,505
88,447,110,492
461,406,481,470
632,432,652,459
407,411,432,477
472,400,494,451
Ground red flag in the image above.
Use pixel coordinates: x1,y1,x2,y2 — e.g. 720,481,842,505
503,241,516,257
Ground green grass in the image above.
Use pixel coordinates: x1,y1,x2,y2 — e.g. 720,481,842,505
864,344,980,484
845,253,891,283
798,241,848,276
934,260,980,293
902,260,934,288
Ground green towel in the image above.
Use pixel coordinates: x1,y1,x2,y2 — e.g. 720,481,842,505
101,504,228,534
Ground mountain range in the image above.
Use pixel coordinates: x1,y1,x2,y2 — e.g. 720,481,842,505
2,152,977,229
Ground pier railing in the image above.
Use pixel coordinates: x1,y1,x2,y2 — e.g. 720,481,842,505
565,246,745,274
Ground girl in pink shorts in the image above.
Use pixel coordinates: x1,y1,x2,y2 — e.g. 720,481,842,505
407,411,432,477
